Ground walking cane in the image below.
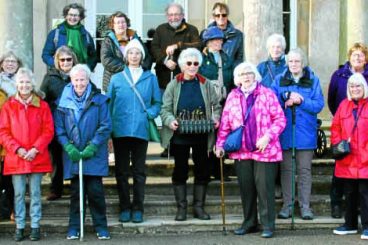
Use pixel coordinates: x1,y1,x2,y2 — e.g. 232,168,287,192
290,106,296,230
79,157,84,241
219,154,227,235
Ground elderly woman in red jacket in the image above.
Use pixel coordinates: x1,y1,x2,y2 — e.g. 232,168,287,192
0,68,54,241
331,73,368,240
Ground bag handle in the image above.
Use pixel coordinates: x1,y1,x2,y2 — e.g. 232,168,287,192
122,70,147,112
266,61,275,82
347,101,366,142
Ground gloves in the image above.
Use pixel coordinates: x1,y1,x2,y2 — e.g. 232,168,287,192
64,143,81,162
81,144,98,159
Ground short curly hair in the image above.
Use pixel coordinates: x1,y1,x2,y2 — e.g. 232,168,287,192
62,3,86,20
108,11,131,30
348,42,368,63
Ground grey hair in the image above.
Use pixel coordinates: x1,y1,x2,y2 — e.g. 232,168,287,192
165,3,184,15
70,64,91,80
347,73,368,100
266,33,286,52
286,48,308,67
178,48,203,70
233,62,262,86
15,67,45,98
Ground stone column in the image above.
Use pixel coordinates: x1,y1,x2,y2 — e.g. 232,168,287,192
346,0,368,48
243,0,283,64
0,0,33,69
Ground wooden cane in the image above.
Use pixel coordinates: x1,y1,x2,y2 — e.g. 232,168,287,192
219,155,227,235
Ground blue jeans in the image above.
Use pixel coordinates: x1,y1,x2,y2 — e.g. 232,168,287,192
12,173,43,229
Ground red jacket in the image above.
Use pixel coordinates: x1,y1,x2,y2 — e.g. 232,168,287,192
0,95,54,175
331,98,368,179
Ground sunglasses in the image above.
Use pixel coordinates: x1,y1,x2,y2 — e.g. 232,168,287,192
186,61,199,67
214,14,228,18
59,58,73,62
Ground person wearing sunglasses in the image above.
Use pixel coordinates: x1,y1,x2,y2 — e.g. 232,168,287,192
42,3,97,71
160,48,221,222
200,2,244,66
40,46,78,202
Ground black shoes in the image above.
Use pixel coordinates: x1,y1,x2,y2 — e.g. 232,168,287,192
30,228,41,241
14,229,25,242
331,205,342,219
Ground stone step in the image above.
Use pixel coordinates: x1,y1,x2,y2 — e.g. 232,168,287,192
0,215,343,234
34,194,333,217
41,175,333,196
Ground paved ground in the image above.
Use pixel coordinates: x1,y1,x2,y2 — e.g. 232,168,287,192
0,229,366,245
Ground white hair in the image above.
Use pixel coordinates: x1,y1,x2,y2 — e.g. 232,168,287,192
177,48,203,70
347,73,368,100
70,64,91,80
286,48,308,67
266,33,286,52
233,62,262,86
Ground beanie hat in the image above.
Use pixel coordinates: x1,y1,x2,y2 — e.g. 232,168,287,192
202,26,224,43
123,39,146,59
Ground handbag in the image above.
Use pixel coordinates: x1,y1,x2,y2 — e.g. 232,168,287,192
331,103,365,159
223,98,254,153
331,140,350,160
122,71,161,142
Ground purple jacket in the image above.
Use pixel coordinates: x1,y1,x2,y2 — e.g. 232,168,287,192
327,62,368,115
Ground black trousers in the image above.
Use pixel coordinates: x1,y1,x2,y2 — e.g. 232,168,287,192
113,137,148,212
343,179,368,229
330,164,344,207
171,143,210,185
0,160,13,219
49,138,64,195
69,176,108,232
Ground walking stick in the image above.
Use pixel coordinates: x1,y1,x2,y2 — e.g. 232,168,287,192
291,106,296,230
219,155,227,235
79,158,84,241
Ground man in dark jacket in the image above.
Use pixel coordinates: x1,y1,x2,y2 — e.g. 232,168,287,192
151,3,201,91
201,2,244,66
151,2,201,157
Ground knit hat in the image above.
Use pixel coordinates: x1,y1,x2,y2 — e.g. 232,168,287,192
202,26,224,43
123,39,146,59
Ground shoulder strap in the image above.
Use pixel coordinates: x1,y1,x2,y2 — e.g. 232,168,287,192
54,28,60,47
348,101,366,141
122,70,147,111
266,61,275,81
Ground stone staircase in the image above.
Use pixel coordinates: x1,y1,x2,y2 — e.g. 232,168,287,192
0,124,343,234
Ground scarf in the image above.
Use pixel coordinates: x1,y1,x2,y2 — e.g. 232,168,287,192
70,83,92,122
65,22,88,64
240,84,258,152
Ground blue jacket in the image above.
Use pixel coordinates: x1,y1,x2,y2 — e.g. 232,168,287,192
205,21,244,66
54,84,112,179
42,22,97,71
257,56,287,88
107,68,162,140
271,67,324,150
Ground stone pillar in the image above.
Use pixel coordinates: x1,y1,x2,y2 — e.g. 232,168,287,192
0,0,33,69
346,0,368,48
243,0,283,64
308,0,340,120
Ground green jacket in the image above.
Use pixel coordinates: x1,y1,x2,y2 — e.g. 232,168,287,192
160,73,222,151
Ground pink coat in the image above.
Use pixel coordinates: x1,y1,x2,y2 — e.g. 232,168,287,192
216,84,286,162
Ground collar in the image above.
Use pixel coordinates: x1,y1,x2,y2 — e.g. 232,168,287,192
280,68,313,88
175,73,206,84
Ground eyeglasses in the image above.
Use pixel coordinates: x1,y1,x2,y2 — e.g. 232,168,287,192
59,58,73,62
67,13,80,18
4,59,17,64
239,72,254,76
214,13,228,18
167,13,182,17
186,61,199,67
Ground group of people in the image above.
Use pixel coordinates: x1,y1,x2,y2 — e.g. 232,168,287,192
0,0,368,242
